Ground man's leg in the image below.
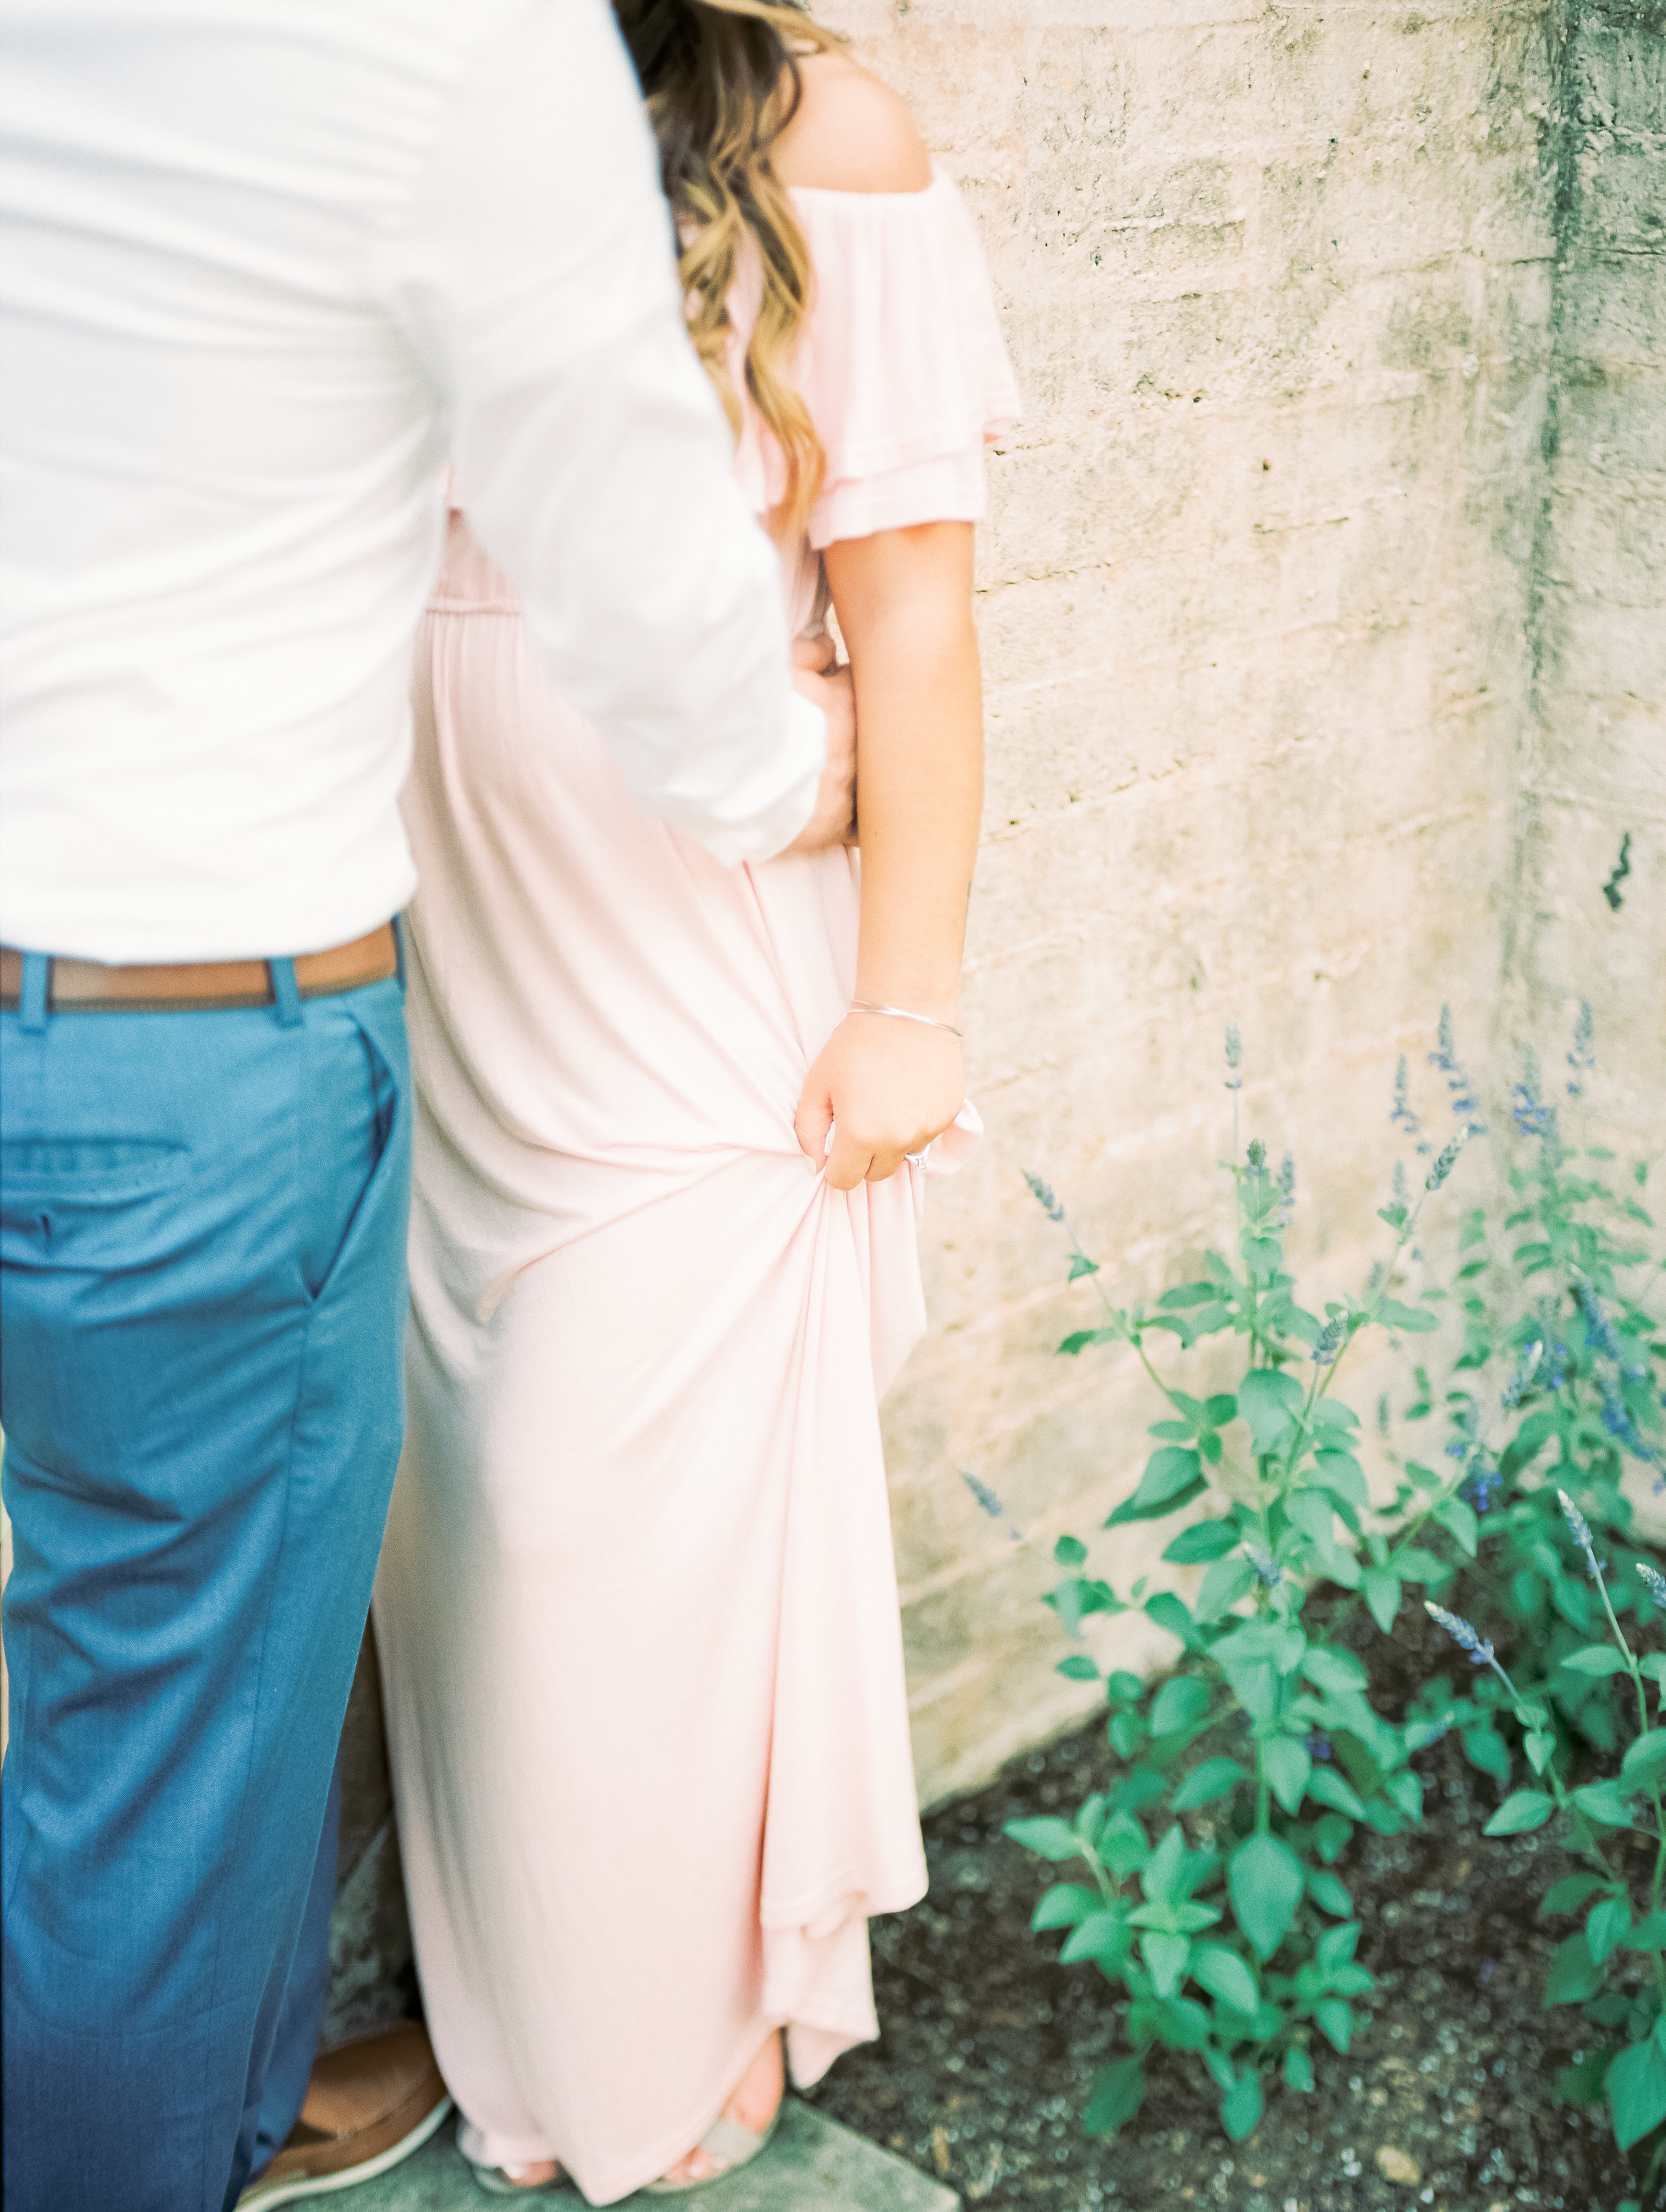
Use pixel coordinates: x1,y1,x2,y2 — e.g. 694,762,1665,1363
1,958,411,2212
251,1754,343,2175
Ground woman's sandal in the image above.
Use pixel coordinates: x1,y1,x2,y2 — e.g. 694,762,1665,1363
466,2159,569,2197
642,2104,784,2196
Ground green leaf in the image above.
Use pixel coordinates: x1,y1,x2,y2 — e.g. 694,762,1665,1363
1220,2070,1265,2141
1192,1943,1260,2015
1434,1496,1479,1558
1142,1930,1192,1997
1484,1790,1554,1836
1557,2047,1617,2106
1621,1731,1666,1789
1032,1883,1102,1931
1242,1235,1282,1281
1060,1910,1134,1968
1307,1768,1369,1820
1587,1896,1633,1965
1361,1568,1403,1633
1106,1448,1208,1527
1607,2035,1666,2151
1004,1816,1086,1862
1283,2047,1315,2092
1171,1758,1248,1811
1299,1648,1368,1696
1539,1872,1605,1918
1098,1812,1152,1878
1499,1411,1555,1479
1162,1519,1242,1565
1150,1674,1212,1736
1573,1780,1636,1828
1313,1998,1353,2052
1263,1736,1312,1816
1395,1547,1450,1586
1059,1327,1120,1355
1462,1726,1512,1785
1511,1568,1547,1618
1306,1869,1353,1918
1312,1813,1353,1864
1544,1932,1604,2007
1195,1554,1256,1624
1056,1655,1102,1684
1106,1477,1212,1530
1228,1832,1304,1961
1623,1912,1666,1953
1238,1368,1305,1455
1083,2056,1146,2139
1200,2046,1236,2094
1054,1534,1088,1567
1144,1592,1200,1648
1311,1450,1369,1508
1138,1823,1190,1908
1112,1766,1169,1817
1315,1920,1361,1974
1561,1645,1630,1678
1377,1298,1439,1333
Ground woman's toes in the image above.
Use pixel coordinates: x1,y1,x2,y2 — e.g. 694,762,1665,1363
660,2146,720,2185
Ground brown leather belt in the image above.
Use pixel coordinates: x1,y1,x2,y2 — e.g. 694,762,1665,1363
0,923,399,1014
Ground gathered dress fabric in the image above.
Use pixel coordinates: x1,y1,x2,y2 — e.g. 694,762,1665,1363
372,173,1019,2205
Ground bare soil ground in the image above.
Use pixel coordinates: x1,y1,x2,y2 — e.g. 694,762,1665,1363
806,1604,1660,2212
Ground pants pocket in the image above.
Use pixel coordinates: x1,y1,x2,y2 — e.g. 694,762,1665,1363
300,1000,406,1308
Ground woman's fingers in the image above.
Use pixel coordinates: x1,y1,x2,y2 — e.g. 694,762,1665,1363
793,1071,836,1173
796,1016,962,1189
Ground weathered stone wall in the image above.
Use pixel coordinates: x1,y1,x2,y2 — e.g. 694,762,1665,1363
1499,0,1665,1151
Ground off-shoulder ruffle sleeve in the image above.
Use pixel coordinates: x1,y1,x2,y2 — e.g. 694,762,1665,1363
786,172,1020,552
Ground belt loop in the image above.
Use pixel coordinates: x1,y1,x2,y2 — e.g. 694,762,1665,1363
268,957,303,1029
19,951,51,1031
393,913,407,995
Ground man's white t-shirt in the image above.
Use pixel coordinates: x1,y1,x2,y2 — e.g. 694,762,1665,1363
0,0,824,962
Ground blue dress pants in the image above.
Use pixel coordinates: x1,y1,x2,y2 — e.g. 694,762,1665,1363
1,951,411,2212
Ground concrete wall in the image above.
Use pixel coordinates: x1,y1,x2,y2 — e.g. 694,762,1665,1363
1499,0,1665,1149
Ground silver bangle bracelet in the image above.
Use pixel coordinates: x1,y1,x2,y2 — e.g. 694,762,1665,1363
848,999,963,1039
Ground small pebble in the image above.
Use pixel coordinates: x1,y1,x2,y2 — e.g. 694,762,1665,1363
1377,2143,1423,2186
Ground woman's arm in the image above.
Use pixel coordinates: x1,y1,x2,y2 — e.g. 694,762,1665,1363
793,520,983,1188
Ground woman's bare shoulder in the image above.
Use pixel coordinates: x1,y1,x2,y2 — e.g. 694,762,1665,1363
772,51,932,195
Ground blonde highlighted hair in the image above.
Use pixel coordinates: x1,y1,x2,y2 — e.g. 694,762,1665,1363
613,0,841,538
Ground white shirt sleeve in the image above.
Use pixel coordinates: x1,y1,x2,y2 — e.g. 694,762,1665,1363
381,0,823,867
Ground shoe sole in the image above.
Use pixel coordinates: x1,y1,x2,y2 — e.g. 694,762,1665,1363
237,2093,455,2207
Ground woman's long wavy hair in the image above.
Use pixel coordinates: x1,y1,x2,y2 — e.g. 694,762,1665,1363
613,0,842,538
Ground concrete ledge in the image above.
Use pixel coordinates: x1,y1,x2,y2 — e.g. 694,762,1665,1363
327,2100,960,2212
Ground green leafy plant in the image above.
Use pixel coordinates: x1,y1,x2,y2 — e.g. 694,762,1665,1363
998,1027,1474,2144
1391,1022,1666,1797
1426,1488,1666,2184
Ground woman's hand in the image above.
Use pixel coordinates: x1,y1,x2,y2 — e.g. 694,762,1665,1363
794,1013,964,1189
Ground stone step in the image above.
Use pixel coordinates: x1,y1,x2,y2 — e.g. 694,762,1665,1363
327,2100,960,2212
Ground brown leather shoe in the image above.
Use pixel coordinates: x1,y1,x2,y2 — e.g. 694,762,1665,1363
236,2022,453,2205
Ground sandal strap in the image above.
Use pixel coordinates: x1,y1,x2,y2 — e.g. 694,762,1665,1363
693,2114,770,2170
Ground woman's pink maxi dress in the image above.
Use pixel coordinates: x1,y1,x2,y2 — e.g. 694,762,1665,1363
373,173,1018,2203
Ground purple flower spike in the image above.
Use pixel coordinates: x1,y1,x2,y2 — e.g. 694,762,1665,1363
1557,1488,1604,1582
1024,1169,1065,1224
